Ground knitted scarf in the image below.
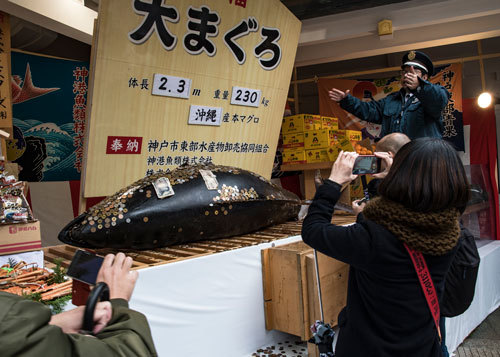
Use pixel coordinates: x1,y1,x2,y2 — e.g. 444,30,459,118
362,197,460,256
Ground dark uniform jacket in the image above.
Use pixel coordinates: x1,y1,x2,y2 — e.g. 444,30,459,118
339,78,450,139
0,292,158,357
302,180,456,357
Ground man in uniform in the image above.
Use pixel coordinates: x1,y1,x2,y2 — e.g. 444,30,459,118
328,50,450,139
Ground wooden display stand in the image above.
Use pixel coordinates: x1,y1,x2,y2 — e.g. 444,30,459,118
262,240,349,356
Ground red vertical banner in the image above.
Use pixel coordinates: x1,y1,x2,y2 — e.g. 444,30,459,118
73,67,89,173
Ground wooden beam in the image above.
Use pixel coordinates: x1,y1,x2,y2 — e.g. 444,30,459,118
293,66,300,113
477,40,486,92
291,52,500,85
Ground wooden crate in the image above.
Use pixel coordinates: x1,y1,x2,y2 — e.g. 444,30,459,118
262,241,348,341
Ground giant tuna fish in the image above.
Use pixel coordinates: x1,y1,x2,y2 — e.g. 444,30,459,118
59,163,301,249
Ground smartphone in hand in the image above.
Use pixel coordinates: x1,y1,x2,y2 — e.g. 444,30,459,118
66,249,104,285
352,155,381,175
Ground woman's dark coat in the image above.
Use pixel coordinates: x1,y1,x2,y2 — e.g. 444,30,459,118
302,181,456,357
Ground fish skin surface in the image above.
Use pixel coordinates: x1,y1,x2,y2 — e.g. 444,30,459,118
59,164,301,249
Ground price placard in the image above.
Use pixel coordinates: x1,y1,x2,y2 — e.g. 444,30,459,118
188,105,222,126
230,86,261,108
152,73,191,99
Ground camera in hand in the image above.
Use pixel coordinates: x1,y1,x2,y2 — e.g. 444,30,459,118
67,250,104,285
352,155,381,175
357,196,370,206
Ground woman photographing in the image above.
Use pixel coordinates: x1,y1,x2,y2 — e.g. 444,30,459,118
302,138,469,357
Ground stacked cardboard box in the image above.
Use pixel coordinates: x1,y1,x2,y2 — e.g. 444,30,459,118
282,114,320,164
0,221,41,255
327,130,356,162
0,131,41,256
282,115,356,165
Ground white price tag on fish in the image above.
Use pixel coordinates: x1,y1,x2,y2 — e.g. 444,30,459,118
153,177,175,199
199,169,219,190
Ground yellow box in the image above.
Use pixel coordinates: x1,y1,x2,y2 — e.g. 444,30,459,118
282,115,303,134
282,148,306,164
338,137,355,152
345,129,362,145
329,130,354,150
306,149,330,163
281,114,322,134
303,115,322,131
282,133,304,149
321,116,339,130
304,129,329,149
329,129,345,146
328,134,354,161
326,145,341,162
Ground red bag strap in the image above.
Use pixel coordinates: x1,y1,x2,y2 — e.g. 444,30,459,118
403,243,442,341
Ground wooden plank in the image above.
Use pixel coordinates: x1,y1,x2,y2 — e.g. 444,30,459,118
261,248,273,330
307,342,319,357
187,242,227,252
305,252,348,338
226,236,270,244
293,66,300,114
47,247,75,261
198,240,245,249
304,169,317,201
260,228,298,235
243,232,286,239
298,252,309,340
153,247,197,257
129,250,178,261
266,223,302,231
43,252,71,268
107,252,158,265
168,246,214,254
261,249,272,302
149,251,215,266
266,246,304,337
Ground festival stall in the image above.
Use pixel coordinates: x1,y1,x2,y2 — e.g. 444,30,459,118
1,1,500,356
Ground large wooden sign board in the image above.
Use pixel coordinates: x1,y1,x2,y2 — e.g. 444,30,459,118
83,0,301,197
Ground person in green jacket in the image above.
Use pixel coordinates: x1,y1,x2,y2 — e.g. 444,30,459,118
329,50,450,139
0,252,158,357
